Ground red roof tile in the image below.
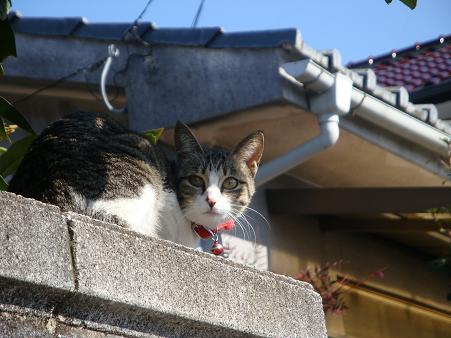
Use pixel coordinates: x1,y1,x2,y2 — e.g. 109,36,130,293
349,35,451,93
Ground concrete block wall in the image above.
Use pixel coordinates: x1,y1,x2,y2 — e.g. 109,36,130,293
0,191,327,337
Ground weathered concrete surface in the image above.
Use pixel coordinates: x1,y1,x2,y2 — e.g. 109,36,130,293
125,47,286,130
0,191,327,337
0,193,74,291
0,310,123,338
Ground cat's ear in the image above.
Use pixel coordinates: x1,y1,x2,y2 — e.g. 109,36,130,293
232,131,264,177
174,121,204,160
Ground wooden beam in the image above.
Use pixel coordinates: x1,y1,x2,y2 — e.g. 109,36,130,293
318,216,443,232
266,188,451,214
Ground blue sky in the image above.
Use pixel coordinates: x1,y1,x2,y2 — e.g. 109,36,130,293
13,0,451,64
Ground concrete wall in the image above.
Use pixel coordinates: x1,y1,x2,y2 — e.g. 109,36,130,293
0,191,327,338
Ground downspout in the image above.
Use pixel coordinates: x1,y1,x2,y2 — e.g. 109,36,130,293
255,60,353,187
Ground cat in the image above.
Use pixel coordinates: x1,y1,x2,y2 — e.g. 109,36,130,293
8,112,264,248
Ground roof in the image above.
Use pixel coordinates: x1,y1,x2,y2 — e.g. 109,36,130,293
348,35,451,102
6,12,451,135
9,11,298,49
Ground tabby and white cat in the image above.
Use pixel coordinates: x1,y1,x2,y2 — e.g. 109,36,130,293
9,112,264,248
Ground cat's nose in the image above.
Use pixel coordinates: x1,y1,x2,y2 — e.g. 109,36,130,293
207,198,216,208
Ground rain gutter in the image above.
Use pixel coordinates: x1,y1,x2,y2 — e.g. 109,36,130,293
255,61,353,186
255,59,450,186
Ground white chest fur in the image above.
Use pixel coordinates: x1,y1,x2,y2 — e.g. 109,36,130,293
85,184,198,248
157,190,199,248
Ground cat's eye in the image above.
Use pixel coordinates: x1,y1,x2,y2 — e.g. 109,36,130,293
188,175,204,188
222,177,239,190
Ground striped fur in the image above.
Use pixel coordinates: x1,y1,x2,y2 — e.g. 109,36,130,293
9,112,264,247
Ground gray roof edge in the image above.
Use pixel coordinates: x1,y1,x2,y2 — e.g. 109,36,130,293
9,11,300,49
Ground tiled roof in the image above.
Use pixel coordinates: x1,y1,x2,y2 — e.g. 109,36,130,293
6,12,451,134
8,11,298,49
348,35,451,92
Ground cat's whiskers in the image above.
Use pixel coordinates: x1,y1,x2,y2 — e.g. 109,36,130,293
229,203,271,230
237,211,257,245
226,211,248,241
228,209,251,242
228,208,257,244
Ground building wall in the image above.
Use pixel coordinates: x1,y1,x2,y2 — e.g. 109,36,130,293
268,213,451,338
341,288,450,338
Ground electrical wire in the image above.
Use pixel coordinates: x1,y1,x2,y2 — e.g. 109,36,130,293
13,0,155,106
13,57,107,105
121,0,155,40
191,0,206,28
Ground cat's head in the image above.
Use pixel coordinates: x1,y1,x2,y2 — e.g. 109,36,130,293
174,122,264,229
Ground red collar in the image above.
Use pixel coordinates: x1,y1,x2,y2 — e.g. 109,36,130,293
192,220,235,256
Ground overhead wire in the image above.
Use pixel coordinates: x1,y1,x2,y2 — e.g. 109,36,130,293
13,58,107,105
191,0,206,28
13,0,209,107
121,0,155,40
13,0,155,106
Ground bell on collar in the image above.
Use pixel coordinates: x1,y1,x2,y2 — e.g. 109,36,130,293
211,240,224,256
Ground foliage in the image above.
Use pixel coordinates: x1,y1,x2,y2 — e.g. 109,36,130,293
0,134,34,177
142,128,164,145
296,260,386,315
0,0,16,75
0,97,34,134
0,0,12,20
385,0,417,9
0,0,36,190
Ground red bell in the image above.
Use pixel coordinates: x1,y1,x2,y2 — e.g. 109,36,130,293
211,241,224,256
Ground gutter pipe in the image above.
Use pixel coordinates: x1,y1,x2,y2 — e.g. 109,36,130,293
350,89,449,158
256,113,340,186
255,61,353,187
255,59,450,187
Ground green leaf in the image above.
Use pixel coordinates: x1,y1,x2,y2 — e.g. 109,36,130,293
0,146,6,155
400,0,416,9
0,174,7,191
0,97,35,134
0,17,16,62
0,135,35,177
0,0,11,20
142,128,164,145
2,153,22,177
385,0,417,9
0,117,10,143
